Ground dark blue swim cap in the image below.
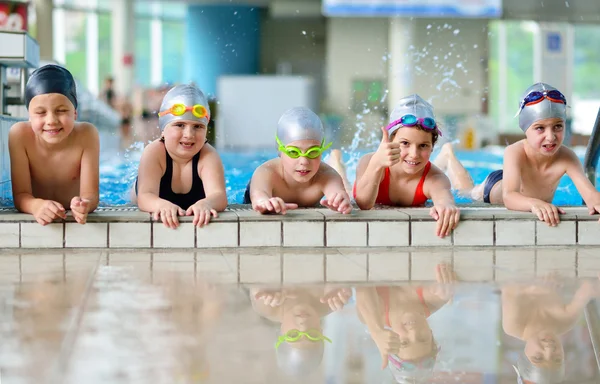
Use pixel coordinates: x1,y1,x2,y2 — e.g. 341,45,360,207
25,64,78,110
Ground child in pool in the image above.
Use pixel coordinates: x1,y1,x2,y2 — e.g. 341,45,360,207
250,286,351,377
244,107,352,214
9,64,99,225
502,273,600,383
133,84,227,229
356,264,456,382
351,94,459,238
433,83,600,227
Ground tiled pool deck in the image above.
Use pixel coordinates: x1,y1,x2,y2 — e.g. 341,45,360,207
0,205,599,249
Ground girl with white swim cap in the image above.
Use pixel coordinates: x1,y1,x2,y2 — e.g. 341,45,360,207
133,84,227,229
244,107,352,214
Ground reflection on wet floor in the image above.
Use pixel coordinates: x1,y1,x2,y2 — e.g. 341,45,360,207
0,248,598,383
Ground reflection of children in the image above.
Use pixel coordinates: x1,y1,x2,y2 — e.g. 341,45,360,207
434,83,600,227
250,286,351,376
345,95,459,238
9,64,100,225
502,274,600,383
133,84,227,229
356,264,456,383
244,107,352,215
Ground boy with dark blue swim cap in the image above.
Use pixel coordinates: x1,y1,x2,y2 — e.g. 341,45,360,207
9,64,100,225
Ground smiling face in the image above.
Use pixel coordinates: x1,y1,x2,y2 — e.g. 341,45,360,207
162,120,207,158
28,93,77,144
391,127,434,175
394,312,435,361
279,139,322,183
524,117,565,156
524,331,564,368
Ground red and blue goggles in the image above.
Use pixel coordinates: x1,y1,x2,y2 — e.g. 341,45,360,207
520,89,567,111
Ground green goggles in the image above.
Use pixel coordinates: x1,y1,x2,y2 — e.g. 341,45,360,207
276,136,332,159
275,329,332,349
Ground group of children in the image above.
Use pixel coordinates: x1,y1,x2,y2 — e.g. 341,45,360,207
9,64,600,236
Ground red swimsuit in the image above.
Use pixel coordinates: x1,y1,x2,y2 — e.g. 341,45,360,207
353,162,431,206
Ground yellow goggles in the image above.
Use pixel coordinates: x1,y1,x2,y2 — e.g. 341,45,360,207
158,103,209,120
275,329,332,349
276,136,332,159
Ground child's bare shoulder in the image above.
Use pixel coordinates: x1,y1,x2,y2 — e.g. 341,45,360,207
505,139,526,154
72,122,99,143
8,121,33,139
198,143,220,160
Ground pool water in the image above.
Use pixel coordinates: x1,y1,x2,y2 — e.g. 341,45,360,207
3,147,598,206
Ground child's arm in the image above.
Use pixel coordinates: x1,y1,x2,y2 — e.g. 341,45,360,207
249,164,298,214
425,172,459,238
502,144,564,226
8,123,66,225
320,165,352,214
187,146,227,227
70,124,99,224
137,143,185,228
564,149,600,221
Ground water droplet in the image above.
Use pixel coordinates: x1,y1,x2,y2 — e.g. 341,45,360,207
473,44,478,48
453,29,460,35
234,11,238,15
426,24,432,29
302,30,306,35
565,1,569,6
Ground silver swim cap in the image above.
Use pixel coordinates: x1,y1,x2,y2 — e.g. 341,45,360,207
158,84,210,131
276,340,325,377
517,83,567,132
276,107,324,145
387,94,439,137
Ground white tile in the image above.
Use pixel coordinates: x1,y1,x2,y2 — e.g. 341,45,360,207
20,254,65,274
240,253,281,283
197,222,238,248
326,253,367,282
283,253,325,283
0,223,19,248
107,252,152,263
239,221,281,247
410,250,453,281
152,251,194,262
495,250,535,281
368,222,409,247
577,250,600,277
195,251,237,283
65,223,107,248
453,250,494,281
368,252,409,281
109,223,151,248
495,221,535,246
410,222,452,246
326,222,367,247
536,221,576,245
21,223,63,248
283,222,324,247
577,222,600,245
453,221,494,246
153,223,194,248
536,249,576,277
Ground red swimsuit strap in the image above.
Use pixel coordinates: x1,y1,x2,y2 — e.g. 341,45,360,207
411,162,431,206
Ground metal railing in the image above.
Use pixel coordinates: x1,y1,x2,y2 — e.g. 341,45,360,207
583,107,600,189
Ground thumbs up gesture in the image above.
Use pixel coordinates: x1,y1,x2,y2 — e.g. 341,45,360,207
372,126,401,169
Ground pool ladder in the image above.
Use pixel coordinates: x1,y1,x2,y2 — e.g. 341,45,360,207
583,107,600,201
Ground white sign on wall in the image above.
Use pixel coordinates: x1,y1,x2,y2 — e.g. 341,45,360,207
323,0,502,18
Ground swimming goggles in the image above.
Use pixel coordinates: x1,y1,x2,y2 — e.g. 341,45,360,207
276,136,332,159
275,329,332,349
386,114,442,136
388,345,440,372
519,90,567,110
158,103,210,120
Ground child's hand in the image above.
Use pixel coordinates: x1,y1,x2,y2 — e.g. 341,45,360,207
430,263,457,302
429,204,459,238
586,199,600,222
153,201,185,229
252,197,298,214
253,289,296,307
371,328,400,369
70,196,90,224
34,200,67,226
372,126,401,169
321,192,352,214
320,287,352,311
530,201,565,226
186,201,217,228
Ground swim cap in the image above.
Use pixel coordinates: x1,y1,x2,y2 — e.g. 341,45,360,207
25,64,78,110
276,107,324,145
517,83,567,132
388,94,437,137
158,84,210,131
276,340,324,377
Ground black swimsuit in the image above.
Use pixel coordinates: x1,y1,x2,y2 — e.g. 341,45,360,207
136,142,206,210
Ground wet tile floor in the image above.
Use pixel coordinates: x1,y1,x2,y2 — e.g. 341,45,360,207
0,247,598,383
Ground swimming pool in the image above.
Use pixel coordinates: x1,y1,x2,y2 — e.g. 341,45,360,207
3,147,598,206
